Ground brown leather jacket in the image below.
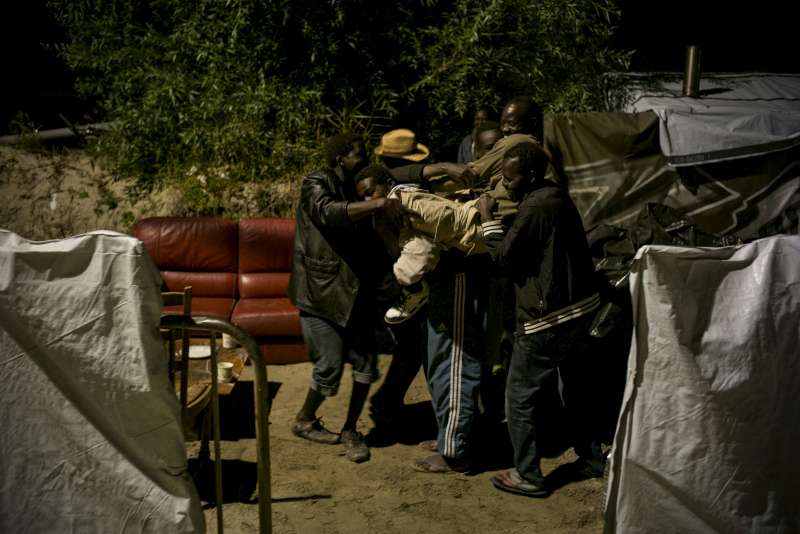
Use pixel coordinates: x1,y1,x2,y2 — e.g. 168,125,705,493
287,168,378,327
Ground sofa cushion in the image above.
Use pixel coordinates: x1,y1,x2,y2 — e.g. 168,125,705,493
134,217,239,272
231,298,301,337
238,218,295,298
134,217,239,302
238,273,290,299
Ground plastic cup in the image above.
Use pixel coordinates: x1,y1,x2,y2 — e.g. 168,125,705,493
217,361,234,382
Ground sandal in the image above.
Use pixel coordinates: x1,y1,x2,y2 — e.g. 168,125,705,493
490,469,550,498
292,418,340,445
418,439,438,453
412,453,470,474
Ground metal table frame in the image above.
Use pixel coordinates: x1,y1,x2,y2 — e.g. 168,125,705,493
160,315,272,534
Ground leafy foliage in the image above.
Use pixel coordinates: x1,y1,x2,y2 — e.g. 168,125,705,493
406,0,632,150
48,0,629,212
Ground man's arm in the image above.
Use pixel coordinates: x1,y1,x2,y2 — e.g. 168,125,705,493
390,162,472,188
346,197,400,222
303,174,410,228
303,176,351,228
418,162,475,192
421,162,466,181
479,195,549,270
390,163,425,184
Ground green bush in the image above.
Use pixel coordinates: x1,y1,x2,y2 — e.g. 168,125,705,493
49,0,629,214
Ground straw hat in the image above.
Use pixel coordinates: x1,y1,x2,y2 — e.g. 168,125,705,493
374,129,430,162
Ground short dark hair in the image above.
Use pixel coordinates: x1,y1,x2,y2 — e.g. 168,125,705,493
325,132,362,168
504,142,549,181
475,120,500,136
355,164,393,186
476,104,498,121
505,95,544,138
506,95,542,115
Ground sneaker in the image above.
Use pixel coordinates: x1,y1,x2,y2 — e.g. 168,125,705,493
384,282,429,324
341,430,370,463
491,469,550,498
292,418,340,445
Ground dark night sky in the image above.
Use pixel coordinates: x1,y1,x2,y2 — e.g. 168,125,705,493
614,0,799,73
1,1,798,133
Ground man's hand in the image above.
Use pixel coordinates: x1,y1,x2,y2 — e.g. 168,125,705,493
477,193,497,223
458,167,479,189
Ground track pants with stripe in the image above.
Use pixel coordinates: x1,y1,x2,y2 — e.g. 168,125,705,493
424,253,487,461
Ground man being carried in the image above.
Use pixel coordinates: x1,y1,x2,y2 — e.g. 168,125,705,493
376,97,543,324
355,121,504,323
371,96,543,204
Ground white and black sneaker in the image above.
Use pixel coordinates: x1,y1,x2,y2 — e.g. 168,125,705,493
384,281,429,324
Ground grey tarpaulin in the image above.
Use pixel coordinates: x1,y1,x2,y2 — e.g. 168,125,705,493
610,73,800,166
545,111,800,239
0,230,204,533
604,235,800,533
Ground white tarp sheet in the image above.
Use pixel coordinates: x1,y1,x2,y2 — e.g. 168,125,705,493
0,230,203,533
604,235,800,533
618,73,800,166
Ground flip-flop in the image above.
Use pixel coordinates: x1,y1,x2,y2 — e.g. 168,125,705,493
418,440,438,452
491,469,550,498
412,453,469,474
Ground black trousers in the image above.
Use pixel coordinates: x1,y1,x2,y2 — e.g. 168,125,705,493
506,313,604,483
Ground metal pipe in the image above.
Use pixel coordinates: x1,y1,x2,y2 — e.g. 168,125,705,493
209,333,224,534
683,45,701,98
0,122,116,145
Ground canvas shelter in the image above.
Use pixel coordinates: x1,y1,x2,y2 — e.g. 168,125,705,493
546,73,800,531
603,236,800,533
0,230,204,533
545,73,800,240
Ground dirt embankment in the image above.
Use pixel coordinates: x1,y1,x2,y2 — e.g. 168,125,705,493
0,145,300,241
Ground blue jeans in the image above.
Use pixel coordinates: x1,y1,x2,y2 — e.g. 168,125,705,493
506,314,603,483
300,311,378,397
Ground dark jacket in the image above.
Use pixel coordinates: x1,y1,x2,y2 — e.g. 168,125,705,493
482,181,599,335
288,168,375,327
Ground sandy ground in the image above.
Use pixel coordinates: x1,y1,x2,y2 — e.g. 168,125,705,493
194,355,606,534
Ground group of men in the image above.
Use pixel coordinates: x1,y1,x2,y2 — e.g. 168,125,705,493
286,95,608,497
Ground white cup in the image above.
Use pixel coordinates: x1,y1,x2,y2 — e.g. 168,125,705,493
217,361,234,382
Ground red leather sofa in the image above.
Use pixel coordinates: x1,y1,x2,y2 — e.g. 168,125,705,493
132,217,307,365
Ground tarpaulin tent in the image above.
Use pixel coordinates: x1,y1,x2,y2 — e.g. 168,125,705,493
0,230,204,533
545,73,800,240
549,74,800,532
615,73,800,167
603,236,800,533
